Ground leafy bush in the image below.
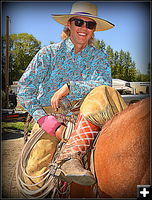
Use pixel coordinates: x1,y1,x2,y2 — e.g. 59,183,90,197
2,122,32,131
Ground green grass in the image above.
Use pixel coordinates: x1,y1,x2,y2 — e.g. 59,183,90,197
2,122,32,131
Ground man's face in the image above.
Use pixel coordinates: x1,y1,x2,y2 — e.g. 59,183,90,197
67,16,96,47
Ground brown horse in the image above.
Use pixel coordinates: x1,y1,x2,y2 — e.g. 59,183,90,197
69,97,150,198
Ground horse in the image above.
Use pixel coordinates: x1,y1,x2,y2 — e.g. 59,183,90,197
69,97,150,198
16,97,150,198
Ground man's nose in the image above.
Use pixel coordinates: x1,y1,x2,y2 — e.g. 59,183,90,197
81,22,87,29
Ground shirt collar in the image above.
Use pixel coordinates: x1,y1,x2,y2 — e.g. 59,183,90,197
65,37,74,51
65,37,91,54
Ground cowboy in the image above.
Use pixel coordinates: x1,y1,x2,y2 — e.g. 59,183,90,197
17,1,120,186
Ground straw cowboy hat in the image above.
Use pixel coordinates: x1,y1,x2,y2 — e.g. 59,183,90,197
52,1,115,31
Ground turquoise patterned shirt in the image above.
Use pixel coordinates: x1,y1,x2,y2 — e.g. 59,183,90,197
17,38,112,121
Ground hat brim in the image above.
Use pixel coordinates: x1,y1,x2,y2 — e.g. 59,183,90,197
52,14,115,31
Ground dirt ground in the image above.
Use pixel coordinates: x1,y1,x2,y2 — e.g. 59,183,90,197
2,137,25,198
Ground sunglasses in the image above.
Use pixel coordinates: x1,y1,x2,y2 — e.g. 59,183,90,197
70,18,96,30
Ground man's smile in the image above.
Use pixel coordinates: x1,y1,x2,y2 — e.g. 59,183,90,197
77,32,87,36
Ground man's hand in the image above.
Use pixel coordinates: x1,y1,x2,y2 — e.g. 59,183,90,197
51,84,70,111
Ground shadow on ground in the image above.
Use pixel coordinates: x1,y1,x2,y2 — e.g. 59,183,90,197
2,128,24,140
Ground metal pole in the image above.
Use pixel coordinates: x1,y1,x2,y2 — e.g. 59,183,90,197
5,16,9,108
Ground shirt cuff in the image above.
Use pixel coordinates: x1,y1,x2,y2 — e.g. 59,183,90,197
32,108,48,122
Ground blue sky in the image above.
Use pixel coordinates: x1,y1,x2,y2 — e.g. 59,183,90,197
2,1,150,74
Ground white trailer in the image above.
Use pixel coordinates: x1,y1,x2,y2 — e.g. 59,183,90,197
129,82,150,94
112,79,134,95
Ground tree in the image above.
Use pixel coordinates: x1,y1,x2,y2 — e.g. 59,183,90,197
135,64,150,82
117,50,126,79
94,39,106,52
128,61,137,81
112,51,119,78
2,33,41,83
106,45,114,69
